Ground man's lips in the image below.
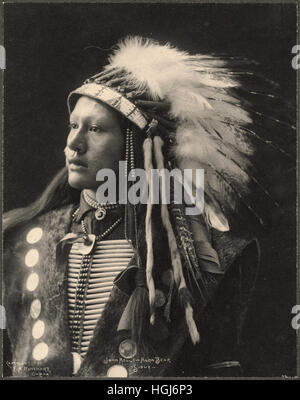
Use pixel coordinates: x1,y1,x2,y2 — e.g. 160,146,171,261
68,159,88,168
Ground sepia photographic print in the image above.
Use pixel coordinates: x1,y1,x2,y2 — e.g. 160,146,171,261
1,1,299,380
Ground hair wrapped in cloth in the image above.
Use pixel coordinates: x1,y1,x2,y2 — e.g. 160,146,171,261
67,36,295,350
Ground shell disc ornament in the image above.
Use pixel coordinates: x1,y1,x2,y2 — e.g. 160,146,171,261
95,207,107,221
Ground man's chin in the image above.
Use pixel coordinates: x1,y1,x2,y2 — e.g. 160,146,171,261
68,171,97,190
68,174,92,190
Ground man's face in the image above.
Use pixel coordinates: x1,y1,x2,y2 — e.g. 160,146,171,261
65,96,124,190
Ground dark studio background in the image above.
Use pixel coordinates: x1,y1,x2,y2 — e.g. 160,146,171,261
3,3,297,377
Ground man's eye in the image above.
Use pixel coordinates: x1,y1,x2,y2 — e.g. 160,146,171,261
89,126,102,133
69,123,78,130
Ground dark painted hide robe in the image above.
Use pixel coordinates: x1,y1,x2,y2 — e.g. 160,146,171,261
3,203,259,377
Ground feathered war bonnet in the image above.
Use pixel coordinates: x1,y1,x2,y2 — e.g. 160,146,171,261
67,36,295,349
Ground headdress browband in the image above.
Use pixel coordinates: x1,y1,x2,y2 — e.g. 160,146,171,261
67,82,148,130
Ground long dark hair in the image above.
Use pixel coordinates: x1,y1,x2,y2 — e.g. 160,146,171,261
3,95,144,233
3,166,80,233
3,116,145,234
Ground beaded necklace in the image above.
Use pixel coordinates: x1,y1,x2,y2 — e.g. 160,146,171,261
69,213,123,354
83,190,121,221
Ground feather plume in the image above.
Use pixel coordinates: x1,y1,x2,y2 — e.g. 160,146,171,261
108,36,191,99
98,36,294,230
204,193,229,232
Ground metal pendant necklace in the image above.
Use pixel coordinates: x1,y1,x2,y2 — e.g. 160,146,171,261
83,189,121,221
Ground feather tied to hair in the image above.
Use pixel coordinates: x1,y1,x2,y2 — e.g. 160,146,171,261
143,137,156,325
153,135,200,344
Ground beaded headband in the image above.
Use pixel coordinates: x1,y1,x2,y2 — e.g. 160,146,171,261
67,82,148,130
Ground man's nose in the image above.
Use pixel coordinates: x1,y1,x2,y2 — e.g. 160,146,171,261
67,126,86,154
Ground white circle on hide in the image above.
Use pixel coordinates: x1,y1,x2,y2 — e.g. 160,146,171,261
26,273,39,292
107,364,128,378
30,299,42,319
26,227,43,244
32,342,48,361
32,320,45,339
25,249,39,268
